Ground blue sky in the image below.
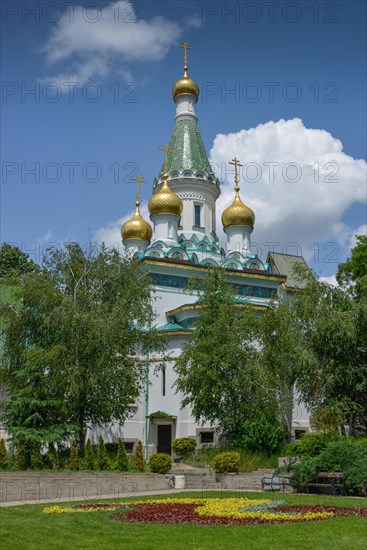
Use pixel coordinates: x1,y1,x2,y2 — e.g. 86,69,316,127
1,0,366,280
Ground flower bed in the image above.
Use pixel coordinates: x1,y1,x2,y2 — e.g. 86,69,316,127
43,497,367,525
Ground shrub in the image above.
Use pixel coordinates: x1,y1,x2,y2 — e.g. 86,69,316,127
285,430,340,459
0,439,8,469
116,439,129,472
292,439,367,495
212,451,240,473
97,437,110,470
84,439,95,470
105,442,118,454
69,439,79,470
237,415,286,455
148,453,172,474
46,443,59,470
16,439,27,470
172,437,196,457
30,445,43,470
134,440,144,472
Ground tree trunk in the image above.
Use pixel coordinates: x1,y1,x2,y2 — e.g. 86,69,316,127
348,413,356,437
78,412,85,451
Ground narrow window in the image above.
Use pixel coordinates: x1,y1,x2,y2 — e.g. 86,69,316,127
194,204,201,227
162,367,166,396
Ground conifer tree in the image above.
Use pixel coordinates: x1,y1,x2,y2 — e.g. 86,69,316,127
30,445,43,470
0,439,8,469
116,439,129,472
134,440,144,472
46,443,59,470
84,439,95,471
97,437,109,470
69,439,79,470
16,439,27,470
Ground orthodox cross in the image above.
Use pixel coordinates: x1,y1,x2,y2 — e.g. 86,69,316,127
229,157,243,191
132,174,146,202
159,144,173,175
179,41,191,70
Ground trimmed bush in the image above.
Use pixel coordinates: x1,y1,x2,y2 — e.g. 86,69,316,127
237,415,286,455
46,443,59,470
135,440,144,472
69,439,79,470
16,440,27,470
285,430,341,459
30,445,43,470
0,439,8,469
116,439,129,472
105,442,118,454
84,439,95,471
148,453,172,474
292,439,367,495
97,437,110,470
212,451,240,473
172,437,196,457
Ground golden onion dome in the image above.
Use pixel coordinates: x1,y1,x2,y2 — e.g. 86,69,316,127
121,201,152,242
172,68,199,102
148,174,183,218
222,190,255,230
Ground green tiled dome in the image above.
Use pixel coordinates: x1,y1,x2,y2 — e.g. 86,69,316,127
161,119,213,175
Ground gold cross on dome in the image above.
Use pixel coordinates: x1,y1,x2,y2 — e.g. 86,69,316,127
132,174,146,202
179,41,192,69
229,157,243,189
159,144,173,175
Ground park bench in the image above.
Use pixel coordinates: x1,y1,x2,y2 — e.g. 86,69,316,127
306,472,346,495
261,472,294,492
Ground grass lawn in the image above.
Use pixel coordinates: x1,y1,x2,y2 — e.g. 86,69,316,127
1,491,366,550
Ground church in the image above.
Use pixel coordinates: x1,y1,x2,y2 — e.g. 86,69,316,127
89,44,311,458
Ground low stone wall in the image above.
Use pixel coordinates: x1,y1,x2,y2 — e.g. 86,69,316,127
0,472,173,504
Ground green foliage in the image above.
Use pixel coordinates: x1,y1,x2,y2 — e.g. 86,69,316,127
0,243,164,450
105,442,118,454
212,451,240,473
174,268,274,442
292,440,367,495
15,440,27,470
0,243,38,278
69,439,79,470
84,439,95,471
148,453,172,474
97,437,109,470
337,235,367,288
236,415,286,455
0,439,8,469
134,440,144,472
172,437,196,457
30,445,43,470
46,443,59,470
285,431,341,459
116,439,129,472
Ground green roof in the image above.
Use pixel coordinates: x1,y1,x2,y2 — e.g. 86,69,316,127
156,322,187,333
161,119,213,175
147,410,177,419
268,253,310,289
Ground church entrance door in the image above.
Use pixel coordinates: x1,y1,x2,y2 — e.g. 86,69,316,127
157,424,172,455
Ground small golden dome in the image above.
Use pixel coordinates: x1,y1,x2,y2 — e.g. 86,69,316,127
148,174,183,218
222,191,255,230
172,68,199,102
121,201,152,242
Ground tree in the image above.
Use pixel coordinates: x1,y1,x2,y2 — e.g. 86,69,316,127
294,271,367,435
84,439,95,471
174,268,275,444
116,439,129,472
1,243,164,450
30,445,43,470
69,439,79,470
15,439,27,470
0,439,8,469
336,235,367,289
134,440,144,472
97,437,109,470
0,243,38,278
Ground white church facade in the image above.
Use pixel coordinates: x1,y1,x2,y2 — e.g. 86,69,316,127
89,46,311,457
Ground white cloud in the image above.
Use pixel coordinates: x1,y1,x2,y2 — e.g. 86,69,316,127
210,118,366,262
319,274,338,286
94,118,366,273
41,0,194,87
